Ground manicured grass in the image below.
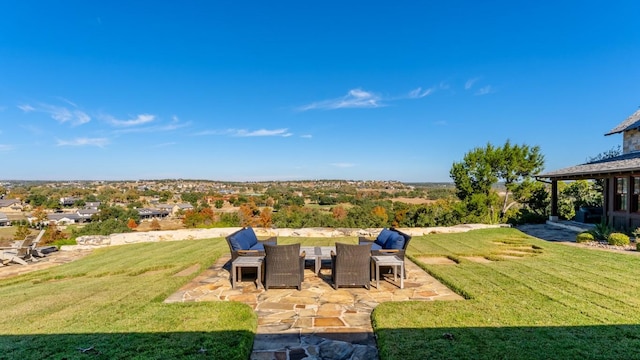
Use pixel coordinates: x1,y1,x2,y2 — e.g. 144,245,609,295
373,228,640,360
0,238,256,359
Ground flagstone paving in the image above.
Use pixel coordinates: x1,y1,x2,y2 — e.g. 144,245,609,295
166,255,463,360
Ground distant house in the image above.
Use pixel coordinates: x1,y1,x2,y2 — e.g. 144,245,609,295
137,208,169,221
156,203,194,216
77,208,99,222
84,201,101,210
0,212,10,226
537,109,640,230
60,196,81,206
0,199,23,213
46,213,81,225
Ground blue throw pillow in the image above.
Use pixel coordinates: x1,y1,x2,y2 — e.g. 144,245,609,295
385,232,405,250
230,227,259,250
375,228,394,247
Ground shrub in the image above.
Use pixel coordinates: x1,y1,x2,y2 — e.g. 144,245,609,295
576,231,595,243
608,232,630,246
591,221,612,240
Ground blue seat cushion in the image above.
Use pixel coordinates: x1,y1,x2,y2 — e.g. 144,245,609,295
384,232,405,250
228,227,259,251
375,228,394,247
249,243,265,251
370,243,382,251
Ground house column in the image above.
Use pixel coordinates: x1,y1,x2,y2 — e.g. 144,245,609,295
549,180,559,221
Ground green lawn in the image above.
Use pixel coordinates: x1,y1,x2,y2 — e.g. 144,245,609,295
373,228,640,359
0,238,256,359
3,228,640,359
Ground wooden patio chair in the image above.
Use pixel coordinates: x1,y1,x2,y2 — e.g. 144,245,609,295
263,243,305,290
331,242,372,290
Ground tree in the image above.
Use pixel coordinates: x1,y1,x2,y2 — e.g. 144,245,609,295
150,218,161,231
127,218,138,230
14,224,31,240
258,208,273,228
32,206,48,229
495,140,544,218
450,140,544,223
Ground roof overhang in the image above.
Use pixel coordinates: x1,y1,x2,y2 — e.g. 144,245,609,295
535,152,640,181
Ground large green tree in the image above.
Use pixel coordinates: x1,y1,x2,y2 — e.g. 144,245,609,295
450,140,544,222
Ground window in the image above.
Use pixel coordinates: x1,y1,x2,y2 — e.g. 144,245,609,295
615,177,628,211
633,177,640,212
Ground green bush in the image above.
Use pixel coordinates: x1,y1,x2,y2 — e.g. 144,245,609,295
576,231,595,243
607,232,630,246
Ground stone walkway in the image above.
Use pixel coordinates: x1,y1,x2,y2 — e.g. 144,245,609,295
165,255,462,360
0,248,93,279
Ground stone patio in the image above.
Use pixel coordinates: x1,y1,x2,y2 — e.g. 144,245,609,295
165,255,463,360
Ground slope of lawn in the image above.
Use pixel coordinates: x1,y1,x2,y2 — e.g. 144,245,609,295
373,227,640,360
0,238,256,360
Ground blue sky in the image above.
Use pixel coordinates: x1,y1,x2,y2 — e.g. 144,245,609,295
1,1,639,182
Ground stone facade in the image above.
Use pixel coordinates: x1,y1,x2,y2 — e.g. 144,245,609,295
623,128,640,154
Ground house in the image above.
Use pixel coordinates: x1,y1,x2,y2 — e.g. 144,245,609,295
137,208,169,221
156,203,194,216
536,109,640,230
0,199,23,213
46,213,81,225
77,208,99,222
84,201,101,210
0,212,10,226
60,196,81,206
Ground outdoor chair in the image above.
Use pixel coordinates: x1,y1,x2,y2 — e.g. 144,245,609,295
358,228,412,278
331,242,372,290
263,243,305,290
0,230,45,266
225,226,277,261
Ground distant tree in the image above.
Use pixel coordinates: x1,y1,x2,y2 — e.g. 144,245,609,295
332,205,348,222
150,218,161,231
214,199,224,209
371,206,388,227
42,221,66,245
258,208,273,228
14,224,31,240
450,140,544,223
32,206,48,229
127,218,138,230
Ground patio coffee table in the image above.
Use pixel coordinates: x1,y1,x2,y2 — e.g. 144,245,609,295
371,255,404,289
300,246,334,274
231,256,264,289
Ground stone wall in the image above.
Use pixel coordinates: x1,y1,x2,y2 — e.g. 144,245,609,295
66,224,506,250
623,128,640,153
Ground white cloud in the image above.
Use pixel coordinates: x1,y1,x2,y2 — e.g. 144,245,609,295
0,144,14,152
103,113,155,127
18,104,35,112
408,87,434,99
465,77,480,90
330,162,355,168
233,128,292,137
433,120,448,126
56,137,109,147
409,87,435,99
299,88,382,111
475,85,495,96
300,134,312,138
20,102,90,126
